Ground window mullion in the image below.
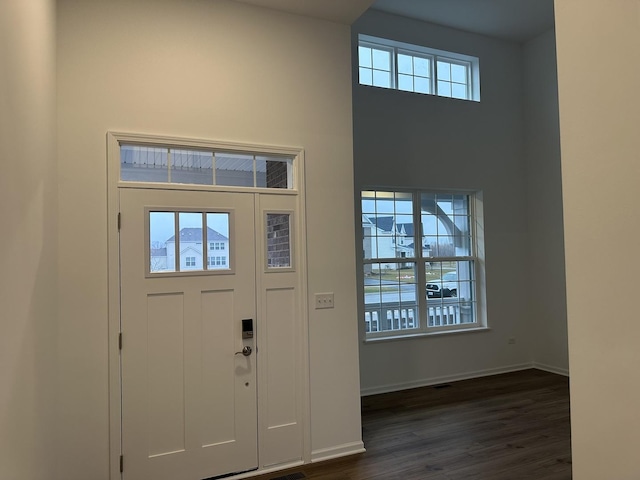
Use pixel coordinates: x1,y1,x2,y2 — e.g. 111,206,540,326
393,47,399,89
414,192,428,333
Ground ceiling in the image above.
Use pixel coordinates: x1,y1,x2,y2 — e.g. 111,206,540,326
369,0,555,43
232,0,555,43
231,0,374,25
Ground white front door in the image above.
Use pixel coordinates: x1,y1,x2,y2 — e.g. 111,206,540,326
119,187,258,480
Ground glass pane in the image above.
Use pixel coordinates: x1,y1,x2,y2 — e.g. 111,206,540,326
206,213,230,270
398,54,413,74
420,193,437,216
359,67,373,86
170,149,213,185
454,235,471,256
373,193,395,214
436,194,454,215
414,57,430,77
372,48,391,70
426,261,475,326
451,63,467,83
178,212,204,271
215,153,254,187
121,145,169,182
422,236,437,257
438,81,452,97
149,212,175,273
427,261,455,298
363,262,418,333
453,214,470,235
358,46,372,68
361,191,377,214
453,195,469,215
398,74,413,92
266,213,291,268
437,61,451,81
361,191,413,261
436,236,455,256
452,83,467,99
395,214,414,258
372,69,391,88
256,156,291,189
363,232,375,260
414,77,430,94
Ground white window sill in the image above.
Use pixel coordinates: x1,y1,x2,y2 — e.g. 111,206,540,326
363,326,491,344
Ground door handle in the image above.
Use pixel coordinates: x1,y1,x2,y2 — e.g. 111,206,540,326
235,346,252,357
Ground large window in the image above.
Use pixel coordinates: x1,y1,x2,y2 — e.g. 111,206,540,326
358,34,480,102
362,190,485,338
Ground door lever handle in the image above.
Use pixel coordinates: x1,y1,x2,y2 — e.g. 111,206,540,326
235,346,252,357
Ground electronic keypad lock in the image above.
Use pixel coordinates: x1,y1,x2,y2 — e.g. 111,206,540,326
242,319,254,339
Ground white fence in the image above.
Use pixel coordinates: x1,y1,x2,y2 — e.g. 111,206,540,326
365,299,472,333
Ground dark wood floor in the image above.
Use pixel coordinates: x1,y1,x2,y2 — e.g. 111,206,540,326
253,369,571,480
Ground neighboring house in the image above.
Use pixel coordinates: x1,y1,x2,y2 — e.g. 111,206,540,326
152,227,229,271
362,215,430,273
362,214,431,274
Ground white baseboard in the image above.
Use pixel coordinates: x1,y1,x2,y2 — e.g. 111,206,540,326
532,362,569,377
360,362,567,396
311,441,366,463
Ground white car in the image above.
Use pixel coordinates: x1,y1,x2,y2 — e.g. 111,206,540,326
426,271,457,298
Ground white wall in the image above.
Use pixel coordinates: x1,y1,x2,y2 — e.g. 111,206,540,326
523,29,568,374
0,1,58,479
56,1,361,478
555,2,640,478
353,10,534,393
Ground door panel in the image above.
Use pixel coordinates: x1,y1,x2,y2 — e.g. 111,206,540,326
120,188,257,480
258,194,304,467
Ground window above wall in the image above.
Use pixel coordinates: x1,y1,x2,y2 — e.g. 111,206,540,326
361,189,486,340
357,34,480,102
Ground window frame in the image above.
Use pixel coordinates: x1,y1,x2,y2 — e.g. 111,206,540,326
360,189,486,340
357,34,480,102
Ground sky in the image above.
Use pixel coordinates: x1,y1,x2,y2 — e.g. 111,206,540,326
150,211,230,246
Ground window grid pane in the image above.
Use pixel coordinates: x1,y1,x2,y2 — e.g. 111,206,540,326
359,45,393,89
362,191,414,261
396,51,432,94
426,260,475,326
363,190,479,337
436,58,470,100
358,35,478,102
364,262,418,334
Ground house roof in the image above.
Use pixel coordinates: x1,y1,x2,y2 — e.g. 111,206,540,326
151,247,167,256
369,216,394,232
166,227,228,243
397,223,415,236
365,216,417,237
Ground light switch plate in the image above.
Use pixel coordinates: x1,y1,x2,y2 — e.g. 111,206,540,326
315,293,334,309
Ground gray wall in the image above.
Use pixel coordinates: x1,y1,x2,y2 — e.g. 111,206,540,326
353,10,568,394
523,29,568,373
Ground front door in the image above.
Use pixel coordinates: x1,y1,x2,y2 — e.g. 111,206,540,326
119,187,258,480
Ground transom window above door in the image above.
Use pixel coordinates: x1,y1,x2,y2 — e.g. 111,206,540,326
121,144,294,189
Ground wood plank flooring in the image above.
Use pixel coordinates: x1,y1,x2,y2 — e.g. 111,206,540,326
253,369,571,480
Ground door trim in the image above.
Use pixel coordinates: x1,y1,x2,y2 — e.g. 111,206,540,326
106,132,310,479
